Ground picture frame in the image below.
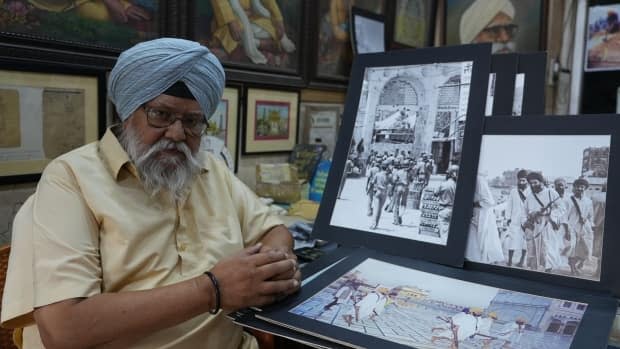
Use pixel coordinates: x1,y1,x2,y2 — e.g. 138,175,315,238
466,115,620,297
243,87,299,154
258,248,617,349
298,102,344,159
309,0,388,88
444,0,546,54
585,3,620,72
0,58,106,184
202,86,240,172
189,0,307,87
386,0,437,49
486,53,519,116
350,6,386,55
312,44,492,267
0,0,168,54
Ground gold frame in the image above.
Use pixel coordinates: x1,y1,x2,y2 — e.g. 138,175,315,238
0,69,99,178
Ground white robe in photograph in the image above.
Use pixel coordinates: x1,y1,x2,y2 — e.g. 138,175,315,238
356,292,386,321
566,195,594,260
504,187,530,250
466,175,504,263
522,188,566,269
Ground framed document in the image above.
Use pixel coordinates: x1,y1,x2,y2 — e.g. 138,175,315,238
0,61,105,184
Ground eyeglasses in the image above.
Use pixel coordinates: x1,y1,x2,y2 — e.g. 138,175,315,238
142,105,206,136
481,24,519,40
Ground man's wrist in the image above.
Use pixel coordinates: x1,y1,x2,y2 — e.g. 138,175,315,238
203,271,221,314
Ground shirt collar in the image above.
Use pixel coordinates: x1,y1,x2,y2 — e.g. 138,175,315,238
98,126,209,181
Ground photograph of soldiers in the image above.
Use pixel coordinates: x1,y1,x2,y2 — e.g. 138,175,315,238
330,60,474,246
469,135,610,281
290,258,587,349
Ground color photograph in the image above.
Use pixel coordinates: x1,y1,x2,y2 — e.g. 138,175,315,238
585,4,620,71
330,61,473,246
467,135,610,282
291,258,587,349
0,0,160,49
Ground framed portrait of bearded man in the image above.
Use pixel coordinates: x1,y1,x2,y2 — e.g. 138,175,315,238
444,0,546,54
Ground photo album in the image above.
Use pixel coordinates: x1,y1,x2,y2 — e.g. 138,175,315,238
232,43,620,349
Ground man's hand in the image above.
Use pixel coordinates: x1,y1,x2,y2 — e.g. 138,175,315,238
228,21,243,42
258,225,301,297
209,244,298,311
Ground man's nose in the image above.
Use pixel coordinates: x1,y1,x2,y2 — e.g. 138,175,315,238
497,28,511,43
164,119,187,141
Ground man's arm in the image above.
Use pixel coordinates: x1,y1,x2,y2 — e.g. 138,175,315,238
34,245,297,349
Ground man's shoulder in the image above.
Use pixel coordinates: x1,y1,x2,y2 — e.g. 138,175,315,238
43,142,102,176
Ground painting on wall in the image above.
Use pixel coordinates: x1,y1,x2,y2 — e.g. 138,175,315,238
390,0,436,48
585,3,620,72
201,86,239,172
192,0,303,74
314,0,384,81
0,0,162,50
445,0,544,54
244,87,298,154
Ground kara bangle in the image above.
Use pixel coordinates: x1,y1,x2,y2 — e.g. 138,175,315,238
204,271,221,314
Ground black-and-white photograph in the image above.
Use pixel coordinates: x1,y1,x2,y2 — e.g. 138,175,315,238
330,61,473,245
466,135,610,281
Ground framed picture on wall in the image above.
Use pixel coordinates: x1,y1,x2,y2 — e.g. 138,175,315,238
0,60,105,184
444,0,546,54
387,0,436,49
311,0,386,85
0,0,165,52
201,86,240,172
585,4,620,72
190,0,304,79
299,102,344,160
243,87,299,154
350,7,385,55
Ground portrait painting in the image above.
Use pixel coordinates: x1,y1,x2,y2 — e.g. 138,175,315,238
192,0,302,73
585,4,620,71
244,87,298,154
467,134,610,283
315,0,384,81
0,0,161,50
445,0,543,54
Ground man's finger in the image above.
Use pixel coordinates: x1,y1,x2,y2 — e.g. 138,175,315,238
248,250,288,266
257,279,299,296
256,258,296,280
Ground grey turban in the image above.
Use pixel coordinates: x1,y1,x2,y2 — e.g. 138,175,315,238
108,37,225,121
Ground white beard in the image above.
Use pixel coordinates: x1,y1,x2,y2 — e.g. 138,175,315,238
119,125,201,203
491,41,516,54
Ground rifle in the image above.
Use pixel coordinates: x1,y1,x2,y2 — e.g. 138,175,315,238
522,194,562,231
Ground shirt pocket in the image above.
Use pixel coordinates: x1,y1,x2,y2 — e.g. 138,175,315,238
197,215,244,265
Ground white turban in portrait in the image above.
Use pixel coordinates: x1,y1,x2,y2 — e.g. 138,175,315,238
108,37,225,121
459,0,515,44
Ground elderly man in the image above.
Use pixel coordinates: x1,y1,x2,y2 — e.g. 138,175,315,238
522,171,565,272
1,38,300,349
503,170,530,267
460,0,518,53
